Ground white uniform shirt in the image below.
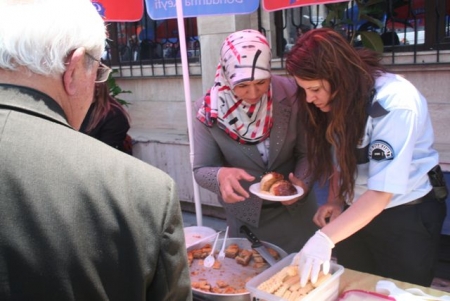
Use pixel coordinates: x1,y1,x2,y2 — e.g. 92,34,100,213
351,73,438,208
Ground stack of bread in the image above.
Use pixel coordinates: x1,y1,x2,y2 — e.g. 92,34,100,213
260,172,297,196
256,264,331,300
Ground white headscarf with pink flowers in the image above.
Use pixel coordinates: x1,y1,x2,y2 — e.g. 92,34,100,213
197,29,273,144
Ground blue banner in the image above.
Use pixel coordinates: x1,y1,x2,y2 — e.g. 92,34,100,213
146,0,259,20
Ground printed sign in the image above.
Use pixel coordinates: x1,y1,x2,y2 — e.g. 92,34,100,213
92,0,144,22
262,0,348,12
146,0,259,20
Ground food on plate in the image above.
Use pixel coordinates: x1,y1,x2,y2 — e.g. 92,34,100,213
192,280,211,292
187,252,193,266
253,261,267,269
260,172,284,191
269,180,297,196
266,248,281,260
191,244,212,260
212,260,222,269
236,249,253,266
252,251,265,263
256,264,331,300
216,280,229,288
225,243,240,259
252,248,280,261
260,172,297,196
192,278,247,294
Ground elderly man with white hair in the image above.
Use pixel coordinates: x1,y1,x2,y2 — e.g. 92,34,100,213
0,1,191,300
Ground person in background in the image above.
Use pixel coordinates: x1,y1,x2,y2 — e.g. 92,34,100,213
296,25,311,39
0,0,191,300
286,28,446,287
80,82,132,154
193,29,318,254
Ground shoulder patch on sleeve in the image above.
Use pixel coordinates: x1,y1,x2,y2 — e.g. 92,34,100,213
368,140,394,161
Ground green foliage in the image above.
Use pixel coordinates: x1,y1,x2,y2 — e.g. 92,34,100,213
360,31,384,53
323,3,349,29
106,69,132,107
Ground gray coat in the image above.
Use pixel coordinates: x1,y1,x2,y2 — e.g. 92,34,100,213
0,84,192,301
193,75,318,253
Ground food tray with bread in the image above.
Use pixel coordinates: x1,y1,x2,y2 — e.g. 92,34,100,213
188,238,288,300
246,253,344,301
250,172,304,202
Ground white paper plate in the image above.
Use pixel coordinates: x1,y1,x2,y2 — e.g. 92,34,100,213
184,226,217,248
249,182,304,202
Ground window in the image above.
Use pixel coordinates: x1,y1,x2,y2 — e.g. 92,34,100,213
105,16,199,65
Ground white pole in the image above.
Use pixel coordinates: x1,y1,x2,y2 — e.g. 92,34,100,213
175,0,203,226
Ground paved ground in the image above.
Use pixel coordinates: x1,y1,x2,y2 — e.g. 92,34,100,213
182,210,226,232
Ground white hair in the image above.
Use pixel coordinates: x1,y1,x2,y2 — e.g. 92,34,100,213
0,0,107,76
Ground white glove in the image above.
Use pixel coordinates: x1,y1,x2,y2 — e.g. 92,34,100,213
291,230,335,287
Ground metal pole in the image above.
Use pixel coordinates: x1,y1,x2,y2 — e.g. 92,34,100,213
175,0,203,226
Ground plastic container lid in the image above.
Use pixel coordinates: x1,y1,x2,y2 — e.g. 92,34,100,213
183,226,217,248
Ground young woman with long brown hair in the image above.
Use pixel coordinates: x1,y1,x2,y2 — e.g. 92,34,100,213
80,82,131,154
286,28,446,287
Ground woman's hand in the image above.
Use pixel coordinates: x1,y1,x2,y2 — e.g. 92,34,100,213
313,202,344,228
217,167,255,203
313,167,344,227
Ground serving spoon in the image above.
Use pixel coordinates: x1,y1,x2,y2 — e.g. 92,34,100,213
218,226,229,261
203,231,221,268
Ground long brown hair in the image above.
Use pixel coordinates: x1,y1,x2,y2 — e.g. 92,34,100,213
84,82,130,134
286,28,385,202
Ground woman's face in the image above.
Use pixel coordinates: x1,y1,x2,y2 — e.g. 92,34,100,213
294,77,332,112
233,78,271,105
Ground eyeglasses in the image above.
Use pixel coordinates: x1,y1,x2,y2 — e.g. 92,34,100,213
85,52,112,83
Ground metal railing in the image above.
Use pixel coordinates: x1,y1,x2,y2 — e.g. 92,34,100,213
103,14,201,78
104,0,450,78
270,0,450,68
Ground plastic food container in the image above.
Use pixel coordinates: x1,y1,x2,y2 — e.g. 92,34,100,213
184,226,217,248
246,253,344,301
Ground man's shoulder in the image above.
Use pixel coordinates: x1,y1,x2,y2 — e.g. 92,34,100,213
92,140,167,173
81,142,176,201
65,131,175,187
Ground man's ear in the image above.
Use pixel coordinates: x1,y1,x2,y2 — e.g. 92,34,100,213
63,47,85,96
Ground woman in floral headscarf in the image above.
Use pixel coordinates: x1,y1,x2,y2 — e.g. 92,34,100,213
193,29,318,253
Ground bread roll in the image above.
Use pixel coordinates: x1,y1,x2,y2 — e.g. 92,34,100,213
269,180,297,196
260,172,284,191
